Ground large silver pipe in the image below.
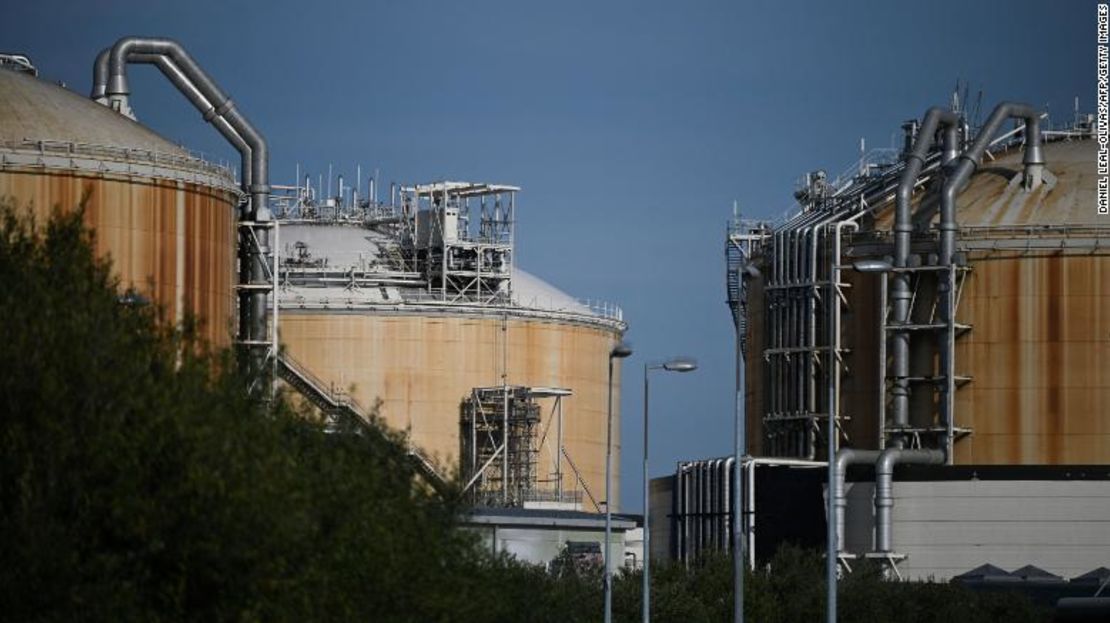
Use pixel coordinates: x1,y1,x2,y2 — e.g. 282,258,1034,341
676,464,685,563
889,107,961,447
935,102,1043,439
103,37,270,216
873,448,944,552
94,49,254,191
942,101,1043,264
722,457,734,555
832,449,880,554
98,37,272,378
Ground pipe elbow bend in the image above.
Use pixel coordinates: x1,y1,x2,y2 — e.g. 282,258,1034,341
875,449,900,477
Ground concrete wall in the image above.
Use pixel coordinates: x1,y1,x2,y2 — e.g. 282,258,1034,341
842,479,1110,580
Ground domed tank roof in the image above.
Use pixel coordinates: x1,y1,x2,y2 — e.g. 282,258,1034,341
0,68,186,152
951,138,1097,228
872,138,1099,233
277,223,605,319
0,67,237,192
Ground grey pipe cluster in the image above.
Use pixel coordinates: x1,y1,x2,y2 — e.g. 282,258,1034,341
93,48,253,194
832,101,1047,560
942,102,1043,264
674,458,735,563
91,37,272,378
890,107,961,447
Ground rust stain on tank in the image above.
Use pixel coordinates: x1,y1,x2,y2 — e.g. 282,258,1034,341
281,313,624,506
751,139,1110,465
0,169,237,347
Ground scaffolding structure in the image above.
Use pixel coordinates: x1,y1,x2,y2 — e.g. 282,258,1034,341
461,386,541,507
459,385,589,508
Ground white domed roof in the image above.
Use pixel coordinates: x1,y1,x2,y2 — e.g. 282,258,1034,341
277,222,602,319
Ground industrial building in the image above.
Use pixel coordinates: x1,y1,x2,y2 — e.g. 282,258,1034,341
7,35,1108,589
0,41,631,570
656,98,1110,582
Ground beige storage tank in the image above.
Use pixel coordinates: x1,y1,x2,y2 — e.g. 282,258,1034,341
0,62,239,347
277,222,627,507
744,136,1108,465
867,138,1107,464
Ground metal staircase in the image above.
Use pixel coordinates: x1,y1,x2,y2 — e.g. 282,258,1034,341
276,353,449,493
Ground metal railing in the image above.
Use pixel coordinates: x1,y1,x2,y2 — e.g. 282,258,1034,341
0,138,240,196
0,138,235,178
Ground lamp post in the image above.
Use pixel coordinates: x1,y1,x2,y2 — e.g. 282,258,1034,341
733,261,760,623
823,258,895,623
605,342,633,623
644,357,698,623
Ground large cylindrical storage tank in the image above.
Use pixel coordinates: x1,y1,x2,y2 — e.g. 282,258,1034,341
277,224,627,506
865,138,1106,464
0,64,239,346
746,136,1108,465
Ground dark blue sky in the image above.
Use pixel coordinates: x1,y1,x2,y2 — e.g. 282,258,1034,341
2,0,1094,510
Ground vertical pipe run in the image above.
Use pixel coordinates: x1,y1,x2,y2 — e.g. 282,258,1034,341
832,449,880,556
97,37,272,379
825,248,839,623
873,448,944,552
936,102,1043,443
891,107,961,447
746,460,755,570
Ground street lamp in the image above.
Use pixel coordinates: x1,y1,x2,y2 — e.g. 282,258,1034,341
824,257,894,623
604,342,633,623
644,356,698,623
733,261,760,623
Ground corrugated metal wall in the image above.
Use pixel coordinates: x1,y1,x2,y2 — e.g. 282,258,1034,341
842,479,1110,580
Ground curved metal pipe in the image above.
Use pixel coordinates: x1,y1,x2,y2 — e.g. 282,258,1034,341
832,449,880,554
92,48,109,103
890,107,961,447
96,36,272,378
941,102,1043,265
109,51,254,189
873,448,944,552
933,102,1043,439
103,37,270,212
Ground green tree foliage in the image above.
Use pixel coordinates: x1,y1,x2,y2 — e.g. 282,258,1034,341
0,204,1050,622
0,204,476,621
604,546,1047,623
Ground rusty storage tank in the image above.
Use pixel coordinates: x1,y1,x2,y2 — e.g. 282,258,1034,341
740,123,1106,465
275,182,627,507
0,58,239,346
